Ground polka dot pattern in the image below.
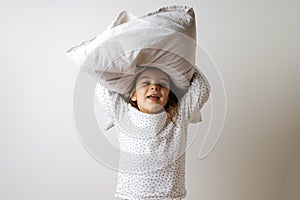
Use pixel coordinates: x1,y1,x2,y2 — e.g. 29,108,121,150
95,70,210,200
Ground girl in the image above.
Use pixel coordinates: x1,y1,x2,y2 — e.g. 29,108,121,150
95,65,210,200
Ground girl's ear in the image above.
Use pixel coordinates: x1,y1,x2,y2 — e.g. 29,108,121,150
130,91,137,101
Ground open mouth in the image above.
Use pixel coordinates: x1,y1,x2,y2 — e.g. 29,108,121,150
147,94,160,100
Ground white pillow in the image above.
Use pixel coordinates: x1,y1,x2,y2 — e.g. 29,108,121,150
66,5,197,95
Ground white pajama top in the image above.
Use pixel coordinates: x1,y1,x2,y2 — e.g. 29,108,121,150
95,70,210,200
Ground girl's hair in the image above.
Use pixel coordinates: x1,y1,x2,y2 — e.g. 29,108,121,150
128,67,179,125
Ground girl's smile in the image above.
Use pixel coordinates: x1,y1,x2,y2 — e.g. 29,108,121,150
130,68,170,114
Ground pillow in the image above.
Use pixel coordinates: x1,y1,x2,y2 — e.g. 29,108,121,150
66,5,197,95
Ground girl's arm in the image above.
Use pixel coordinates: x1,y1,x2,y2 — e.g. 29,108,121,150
178,68,211,123
95,82,128,130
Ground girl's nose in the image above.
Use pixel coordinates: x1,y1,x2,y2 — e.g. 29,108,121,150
150,83,160,91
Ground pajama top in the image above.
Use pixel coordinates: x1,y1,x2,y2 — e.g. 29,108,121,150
95,69,210,200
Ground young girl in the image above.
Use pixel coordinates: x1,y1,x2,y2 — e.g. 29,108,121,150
95,65,210,200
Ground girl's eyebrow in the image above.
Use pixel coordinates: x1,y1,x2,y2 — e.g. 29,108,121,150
139,76,169,82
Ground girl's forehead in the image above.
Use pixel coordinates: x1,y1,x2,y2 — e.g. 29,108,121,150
137,68,169,81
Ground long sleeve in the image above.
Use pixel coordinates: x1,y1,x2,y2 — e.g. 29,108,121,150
95,82,128,130
178,68,210,123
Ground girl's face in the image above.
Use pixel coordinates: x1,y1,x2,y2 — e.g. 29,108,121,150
130,68,170,114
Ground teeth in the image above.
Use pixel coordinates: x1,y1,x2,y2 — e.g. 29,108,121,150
148,95,159,98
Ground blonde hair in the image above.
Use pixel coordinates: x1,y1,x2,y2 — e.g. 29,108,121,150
127,67,179,125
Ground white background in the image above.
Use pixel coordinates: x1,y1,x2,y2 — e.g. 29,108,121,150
0,0,299,200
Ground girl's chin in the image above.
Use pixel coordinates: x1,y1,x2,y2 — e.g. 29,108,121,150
140,105,165,114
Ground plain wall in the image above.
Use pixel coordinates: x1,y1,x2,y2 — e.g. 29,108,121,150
283,141,300,200
0,0,299,200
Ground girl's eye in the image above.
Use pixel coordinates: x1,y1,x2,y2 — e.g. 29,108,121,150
159,83,167,87
140,81,169,88
141,81,150,85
